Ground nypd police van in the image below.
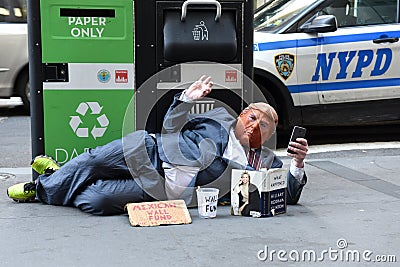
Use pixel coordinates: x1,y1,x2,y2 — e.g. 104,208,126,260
253,0,400,133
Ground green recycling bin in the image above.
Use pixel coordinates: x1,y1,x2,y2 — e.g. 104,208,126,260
29,0,135,164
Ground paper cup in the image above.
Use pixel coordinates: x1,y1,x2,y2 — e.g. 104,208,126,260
196,188,219,218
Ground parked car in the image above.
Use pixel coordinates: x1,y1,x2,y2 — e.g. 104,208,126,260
253,0,400,133
0,0,29,111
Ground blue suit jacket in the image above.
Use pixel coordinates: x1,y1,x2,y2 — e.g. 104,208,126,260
156,94,306,205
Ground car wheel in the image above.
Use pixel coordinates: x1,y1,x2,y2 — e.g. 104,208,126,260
16,71,30,112
255,81,279,114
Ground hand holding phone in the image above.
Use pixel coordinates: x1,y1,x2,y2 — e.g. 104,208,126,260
287,126,307,154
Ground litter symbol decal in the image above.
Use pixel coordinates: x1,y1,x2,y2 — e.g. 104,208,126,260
192,21,208,41
69,102,109,139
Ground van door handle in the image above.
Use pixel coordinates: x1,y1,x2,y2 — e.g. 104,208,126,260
373,37,399,44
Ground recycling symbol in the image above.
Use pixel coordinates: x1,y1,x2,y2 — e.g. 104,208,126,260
69,102,109,139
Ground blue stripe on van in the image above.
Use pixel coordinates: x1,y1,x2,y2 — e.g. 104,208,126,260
256,30,400,51
287,77,400,93
257,39,317,51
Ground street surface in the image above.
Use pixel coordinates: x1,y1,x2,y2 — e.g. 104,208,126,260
0,99,399,266
0,100,31,167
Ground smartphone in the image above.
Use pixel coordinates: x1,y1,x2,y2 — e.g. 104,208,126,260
287,126,307,154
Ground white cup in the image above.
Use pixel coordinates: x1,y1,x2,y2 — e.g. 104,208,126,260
196,187,219,218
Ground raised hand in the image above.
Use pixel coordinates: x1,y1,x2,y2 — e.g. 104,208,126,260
184,75,213,101
287,138,309,168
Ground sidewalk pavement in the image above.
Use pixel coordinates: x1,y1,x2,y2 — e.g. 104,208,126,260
1,146,399,267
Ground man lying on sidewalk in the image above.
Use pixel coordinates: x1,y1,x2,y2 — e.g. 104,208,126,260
7,75,309,215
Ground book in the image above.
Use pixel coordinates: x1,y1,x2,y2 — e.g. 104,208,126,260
231,168,287,217
260,168,287,217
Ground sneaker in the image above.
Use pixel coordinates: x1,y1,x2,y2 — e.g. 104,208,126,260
31,155,60,175
7,182,36,202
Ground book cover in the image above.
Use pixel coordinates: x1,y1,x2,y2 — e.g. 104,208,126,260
231,169,264,216
260,168,287,217
231,168,287,217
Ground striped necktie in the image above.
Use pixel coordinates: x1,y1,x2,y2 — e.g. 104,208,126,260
247,149,262,170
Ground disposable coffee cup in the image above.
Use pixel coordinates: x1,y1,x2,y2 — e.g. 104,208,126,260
196,187,219,219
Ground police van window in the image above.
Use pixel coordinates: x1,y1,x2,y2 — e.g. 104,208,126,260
255,0,318,31
254,0,291,29
355,0,397,25
321,0,397,27
0,0,10,22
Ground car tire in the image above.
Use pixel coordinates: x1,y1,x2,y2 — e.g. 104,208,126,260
16,70,30,113
253,80,279,112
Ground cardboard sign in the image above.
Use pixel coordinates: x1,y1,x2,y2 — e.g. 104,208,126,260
126,200,192,227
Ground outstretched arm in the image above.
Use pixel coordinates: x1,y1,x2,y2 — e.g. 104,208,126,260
286,172,307,204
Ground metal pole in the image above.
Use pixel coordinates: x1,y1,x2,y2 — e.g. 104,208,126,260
27,0,44,180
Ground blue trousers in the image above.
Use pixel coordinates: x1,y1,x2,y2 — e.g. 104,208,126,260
36,131,165,215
